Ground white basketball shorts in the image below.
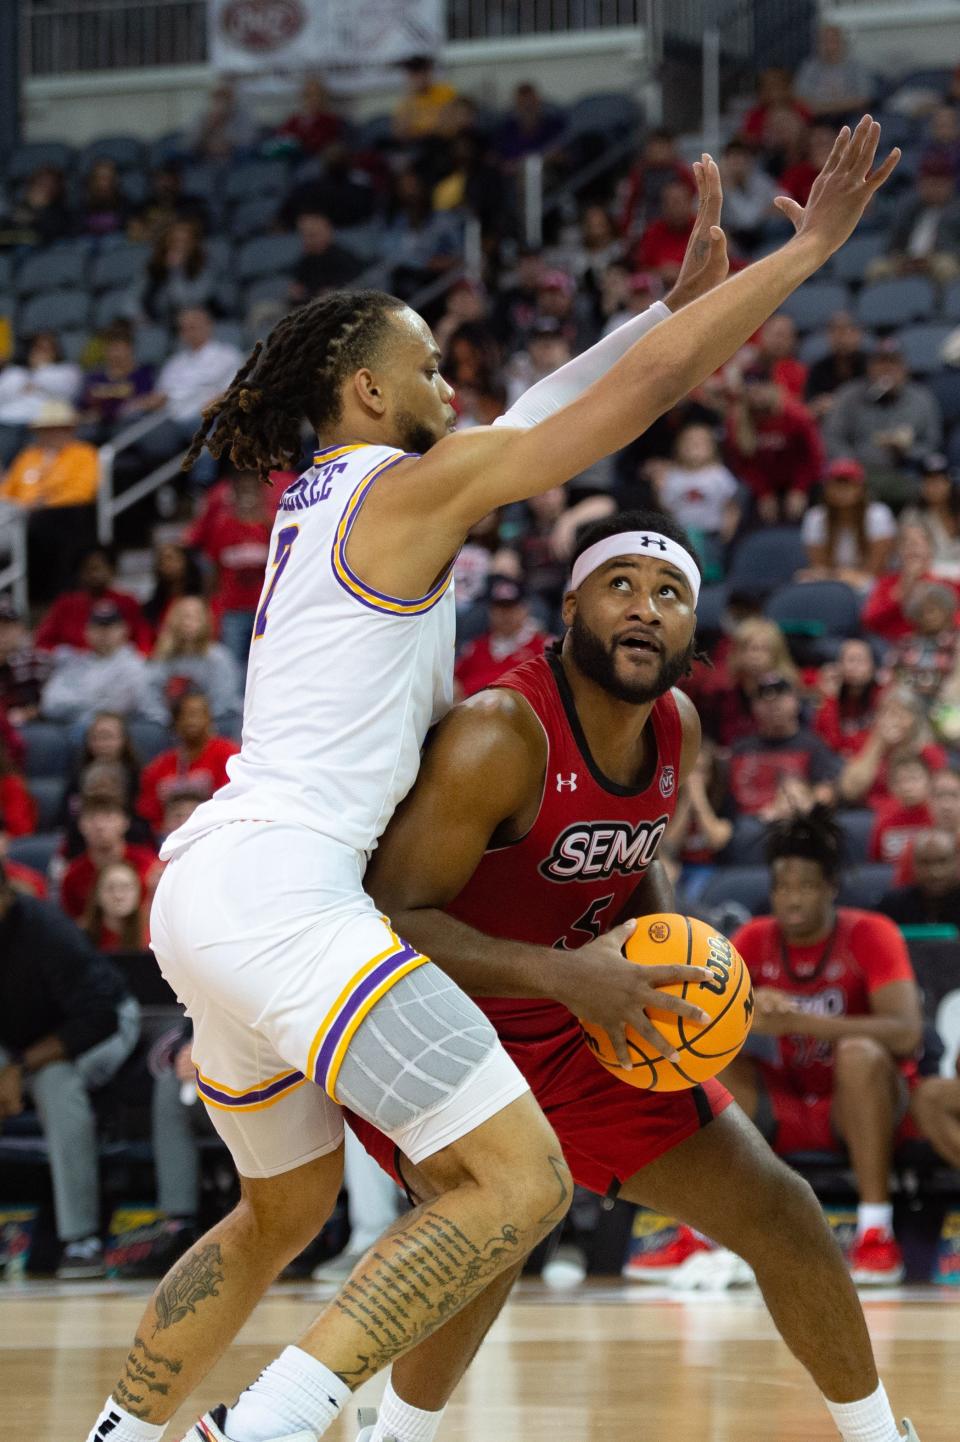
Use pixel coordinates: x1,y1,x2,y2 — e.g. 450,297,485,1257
150,821,528,1179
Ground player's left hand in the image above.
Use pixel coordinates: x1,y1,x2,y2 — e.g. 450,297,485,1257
750,987,801,1036
665,155,729,312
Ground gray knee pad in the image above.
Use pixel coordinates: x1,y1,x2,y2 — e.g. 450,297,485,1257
334,961,499,1131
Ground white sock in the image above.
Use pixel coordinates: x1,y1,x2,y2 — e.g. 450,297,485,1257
225,1346,350,1441
857,1203,894,1238
371,1377,445,1442
86,1400,166,1442
824,1381,901,1442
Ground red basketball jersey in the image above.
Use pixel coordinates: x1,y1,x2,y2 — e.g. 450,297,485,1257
448,651,683,1042
731,908,917,1096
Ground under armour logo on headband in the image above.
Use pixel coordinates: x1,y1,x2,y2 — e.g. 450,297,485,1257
638,535,668,551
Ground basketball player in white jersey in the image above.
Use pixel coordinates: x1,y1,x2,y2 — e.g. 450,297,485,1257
84,120,897,1442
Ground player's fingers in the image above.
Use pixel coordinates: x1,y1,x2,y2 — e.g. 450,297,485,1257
772,195,804,228
693,159,704,199
867,147,901,193
610,918,637,950
843,115,873,171
643,964,713,987
819,124,849,179
608,1027,634,1071
856,119,881,176
630,1014,679,1063
645,991,711,1025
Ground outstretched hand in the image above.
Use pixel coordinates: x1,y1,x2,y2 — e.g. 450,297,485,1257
667,155,729,311
773,115,899,260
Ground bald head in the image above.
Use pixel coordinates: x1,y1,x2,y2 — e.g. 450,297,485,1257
914,829,960,897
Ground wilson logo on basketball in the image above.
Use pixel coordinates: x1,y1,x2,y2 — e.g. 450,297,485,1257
648,921,671,943
539,816,669,881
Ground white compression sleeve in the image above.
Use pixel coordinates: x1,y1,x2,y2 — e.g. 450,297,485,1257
492,301,672,431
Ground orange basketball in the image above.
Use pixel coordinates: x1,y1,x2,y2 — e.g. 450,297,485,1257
579,913,754,1091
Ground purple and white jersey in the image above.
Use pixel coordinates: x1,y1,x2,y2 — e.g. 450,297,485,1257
162,442,455,862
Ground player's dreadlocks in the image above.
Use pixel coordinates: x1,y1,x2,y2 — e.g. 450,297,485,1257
765,804,845,884
563,508,709,676
182,289,407,483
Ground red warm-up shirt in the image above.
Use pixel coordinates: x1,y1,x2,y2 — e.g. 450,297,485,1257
35,588,152,653
630,218,694,273
60,842,160,922
724,398,825,499
732,909,917,1095
0,774,37,836
869,799,934,863
187,506,272,614
136,736,239,828
454,629,548,699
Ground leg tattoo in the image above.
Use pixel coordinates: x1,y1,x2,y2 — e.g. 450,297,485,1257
114,1335,184,1416
153,1242,225,1333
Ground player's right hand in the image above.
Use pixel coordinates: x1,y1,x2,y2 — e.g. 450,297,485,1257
558,919,713,1070
773,115,899,261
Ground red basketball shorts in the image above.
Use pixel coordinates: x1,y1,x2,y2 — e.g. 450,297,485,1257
755,1061,917,1156
346,1020,732,1197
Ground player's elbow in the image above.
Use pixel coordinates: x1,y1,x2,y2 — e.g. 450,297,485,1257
891,1016,923,1058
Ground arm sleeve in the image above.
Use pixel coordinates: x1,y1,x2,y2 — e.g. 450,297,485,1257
851,912,917,992
492,301,672,431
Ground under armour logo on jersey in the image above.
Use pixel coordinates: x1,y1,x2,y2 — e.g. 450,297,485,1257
556,773,578,792
659,766,676,797
638,534,668,551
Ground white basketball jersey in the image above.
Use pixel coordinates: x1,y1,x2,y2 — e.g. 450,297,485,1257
162,442,455,860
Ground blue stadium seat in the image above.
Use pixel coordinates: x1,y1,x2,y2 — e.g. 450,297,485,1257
27,775,64,832
929,371,960,426
338,223,386,262
726,528,807,599
59,330,90,364
229,196,280,241
896,323,956,376
828,232,887,286
562,92,641,141
127,719,172,763
943,281,960,323
856,277,936,329
18,287,90,333
699,865,770,916
15,241,90,297
837,863,894,910
21,721,73,779
92,287,134,329
148,131,188,169
765,581,862,641
780,281,851,333
6,141,74,182
694,582,728,637
798,332,832,367
837,809,875,865
224,159,289,205
90,242,150,293
724,816,766,866
353,114,393,148
8,832,60,876
236,233,302,283
136,324,171,368
78,135,146,172
244,274,292,310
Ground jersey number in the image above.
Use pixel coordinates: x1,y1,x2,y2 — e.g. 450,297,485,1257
553,894,615,951
254,525,299,639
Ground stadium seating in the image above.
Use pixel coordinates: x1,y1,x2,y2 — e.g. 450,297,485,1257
856,276,937,329
725,528,807,600
780,281,851,333
765,580,862,643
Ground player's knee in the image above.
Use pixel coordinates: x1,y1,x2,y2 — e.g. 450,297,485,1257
737,1156,823,1257
834,1035,896,1084
482,1100,571,1242
236,1152,343,1264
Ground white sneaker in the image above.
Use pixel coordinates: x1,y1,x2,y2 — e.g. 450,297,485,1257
668,1246,755,1292
57,1236,105,1279
355,1407,398,1442
900,1422,921,1441
311,1249,365,1282
177,1404,317,1441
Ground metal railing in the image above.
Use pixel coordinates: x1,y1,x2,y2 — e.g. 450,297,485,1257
446,0,646,39
0,509,29,615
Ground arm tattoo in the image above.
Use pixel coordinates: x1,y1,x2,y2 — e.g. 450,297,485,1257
114,1335,184,1417
153,1242,224,1334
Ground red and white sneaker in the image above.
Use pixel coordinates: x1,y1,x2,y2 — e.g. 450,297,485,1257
622,1224,712,1283
848,1227,905,1286
178,1405,316,1441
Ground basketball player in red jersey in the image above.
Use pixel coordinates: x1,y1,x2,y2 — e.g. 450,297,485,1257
726,808,923,1287
348,513,921,1442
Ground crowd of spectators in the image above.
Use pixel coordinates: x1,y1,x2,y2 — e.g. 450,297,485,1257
4,28,960,1282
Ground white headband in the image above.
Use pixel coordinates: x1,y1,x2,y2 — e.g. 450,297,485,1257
570,532,700,605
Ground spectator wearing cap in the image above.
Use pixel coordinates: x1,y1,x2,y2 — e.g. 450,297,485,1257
805,311,869,420
824,340,943,494
881,829,960,929
60,791,159,924
868,754,935,864
392,55,458,143
40,600,151,727
900,454,960,571
146,597,242,729
136,689,238,831
868,154,960,285
454,576,549,700
728,672,841,820
619,130,696,239
35,545,151,654
718,139,779,251
288,211,366,306
798,457,896,590
793,25,875,122
724,364,825,524
629,179,697,287
0,401,98,509
0,596,51,725
0,861,140,1279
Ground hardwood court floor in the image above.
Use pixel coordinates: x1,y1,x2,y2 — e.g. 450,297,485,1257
3,1279,958,1442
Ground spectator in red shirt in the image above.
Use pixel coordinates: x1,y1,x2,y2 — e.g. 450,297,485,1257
60,793,160,923
748,313,808,400
136,689,238,831
887,581,958,705
862,518,959,643
618,128,696,238
82,860,149,952
839,685,948,809
454,576,548,700
187,471,273,667
629,179,696,287
0,729,36,847
895,768,960,884
728,672,841,819
868,753,934,863
725,807,922,1286
813,639,884,759
741,67,812,146
35,546,152,655
691,616,799,748
275,76,342,157
779,123,837,207
724,366,825,524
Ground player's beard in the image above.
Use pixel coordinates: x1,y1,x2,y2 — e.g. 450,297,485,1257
569,612,695,704
395,408,442,455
